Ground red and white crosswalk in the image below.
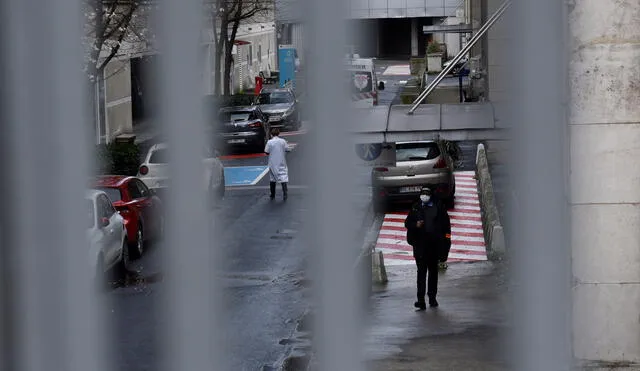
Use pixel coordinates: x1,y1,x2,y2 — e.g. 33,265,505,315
375,171,488,266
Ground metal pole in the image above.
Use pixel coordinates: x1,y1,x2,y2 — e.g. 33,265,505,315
305,0,363,370
155,0,226,369
508,0,572,369
4,0,106,370
407,0,511,114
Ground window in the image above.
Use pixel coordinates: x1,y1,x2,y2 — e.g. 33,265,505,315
134,179,150,198
94,187,122,202
258,45,262,62
257,92,293,105
128,181,143,199
219,111,251,122
248,45,253,66
395,142,441,162
97,195,115,219
149,148,168,164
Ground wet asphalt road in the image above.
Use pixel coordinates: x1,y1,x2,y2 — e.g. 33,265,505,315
107,130,312,371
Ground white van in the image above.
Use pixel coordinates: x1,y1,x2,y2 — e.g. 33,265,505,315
345,56,384,108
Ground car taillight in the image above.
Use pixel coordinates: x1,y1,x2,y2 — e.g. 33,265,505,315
374,167,389,172
249,122,262,128
434,158,447,169
139,165,149,175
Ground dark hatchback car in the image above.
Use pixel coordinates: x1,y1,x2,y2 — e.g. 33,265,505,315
217,106,270,152
255,88,301,131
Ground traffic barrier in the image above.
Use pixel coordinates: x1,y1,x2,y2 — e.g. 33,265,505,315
475,143,506,259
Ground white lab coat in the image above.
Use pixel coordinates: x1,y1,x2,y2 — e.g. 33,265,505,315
264,136,290,183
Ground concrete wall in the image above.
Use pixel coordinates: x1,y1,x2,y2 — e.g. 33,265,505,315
570,1,640,365
103,58,133,140
485,0,511,105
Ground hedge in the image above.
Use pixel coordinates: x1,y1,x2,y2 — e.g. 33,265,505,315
95,142,141,176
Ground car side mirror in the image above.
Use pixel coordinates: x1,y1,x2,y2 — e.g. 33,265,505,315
378,81,385,90
148,188,156,196
100,217,110,228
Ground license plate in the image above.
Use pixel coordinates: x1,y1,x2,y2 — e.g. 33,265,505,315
228,139,245,144
269,116,281,122
399,186,422,193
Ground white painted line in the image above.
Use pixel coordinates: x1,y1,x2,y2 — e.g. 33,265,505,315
378,235,485,245
449,252,487,260
382,221,404,228
455,170,476,176
451,226,484,234
226,185,309,191
250,167,270,185
454,192,479,198
449,219,483,227
452,204,481,211
448,211,481,218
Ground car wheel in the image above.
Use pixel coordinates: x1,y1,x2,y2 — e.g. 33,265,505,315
130,226,144,259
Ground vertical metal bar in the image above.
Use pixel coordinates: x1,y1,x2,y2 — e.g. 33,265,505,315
305,0,364,370
508,0,572,369
155,0,225,369
4,0,106,370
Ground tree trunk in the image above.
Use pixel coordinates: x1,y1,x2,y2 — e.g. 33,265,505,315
223,42,234,96
223,0,243,95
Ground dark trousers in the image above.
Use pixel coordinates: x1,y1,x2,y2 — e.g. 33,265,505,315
415,255,439,302
270,182,288,197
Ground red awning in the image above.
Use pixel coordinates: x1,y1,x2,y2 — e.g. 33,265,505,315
234,39,251,45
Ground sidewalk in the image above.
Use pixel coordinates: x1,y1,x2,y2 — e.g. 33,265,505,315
364,261,509,371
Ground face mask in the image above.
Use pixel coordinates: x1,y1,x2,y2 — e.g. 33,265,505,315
420,195,430,203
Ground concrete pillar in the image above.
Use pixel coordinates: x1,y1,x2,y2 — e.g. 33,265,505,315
411,18,418,56
570,1,640,365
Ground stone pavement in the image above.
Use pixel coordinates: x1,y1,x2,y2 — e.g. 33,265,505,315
364,261,509,371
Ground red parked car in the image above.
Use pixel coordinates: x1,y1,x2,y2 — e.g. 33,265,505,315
92,175,164,259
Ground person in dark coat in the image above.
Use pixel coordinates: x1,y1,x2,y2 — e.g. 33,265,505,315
404,187,452,309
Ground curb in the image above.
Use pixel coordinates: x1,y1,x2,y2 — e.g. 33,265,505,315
475,143,505,259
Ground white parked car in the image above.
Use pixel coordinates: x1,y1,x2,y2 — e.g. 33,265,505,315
86,189,128,284
137,142,226,206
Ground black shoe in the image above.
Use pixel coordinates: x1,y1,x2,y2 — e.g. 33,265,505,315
414,301,426,310
429,298,439,308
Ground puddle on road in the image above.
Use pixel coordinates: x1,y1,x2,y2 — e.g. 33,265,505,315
108,269,164,289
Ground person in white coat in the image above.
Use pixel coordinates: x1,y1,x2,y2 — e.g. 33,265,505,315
264,127,291,200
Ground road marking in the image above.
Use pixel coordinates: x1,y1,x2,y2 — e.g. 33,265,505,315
224,166,269,187
375,170,487,266
225,185,309,191
220,143,297,161
382,65,411,76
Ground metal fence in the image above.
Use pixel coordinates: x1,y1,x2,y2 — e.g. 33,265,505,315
2,0,631,369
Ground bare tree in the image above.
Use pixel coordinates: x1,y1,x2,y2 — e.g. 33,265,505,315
84,0,154,83
209,0,273,96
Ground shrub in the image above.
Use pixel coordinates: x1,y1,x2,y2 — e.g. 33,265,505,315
95,142,141,176
427,42,442,54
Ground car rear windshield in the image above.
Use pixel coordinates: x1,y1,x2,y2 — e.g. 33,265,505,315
219,111,251,122
396,143,440,162
149,148,168,164
94,187,122,202
257,92,292,104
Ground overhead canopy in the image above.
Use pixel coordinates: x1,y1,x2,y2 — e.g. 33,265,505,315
350,103,507,143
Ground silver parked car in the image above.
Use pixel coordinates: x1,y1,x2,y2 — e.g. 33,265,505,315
371,140,456,212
